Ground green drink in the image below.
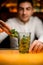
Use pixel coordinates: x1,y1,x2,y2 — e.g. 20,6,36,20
18,32,31,53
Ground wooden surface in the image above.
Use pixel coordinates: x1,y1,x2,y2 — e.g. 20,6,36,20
0,50,43,65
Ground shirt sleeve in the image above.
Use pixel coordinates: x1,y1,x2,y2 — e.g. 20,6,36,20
0,18,14,43
0,32,8,43
35,17,43,42
0,19,11,43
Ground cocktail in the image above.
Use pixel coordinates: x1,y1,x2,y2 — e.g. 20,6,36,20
18,32,31,53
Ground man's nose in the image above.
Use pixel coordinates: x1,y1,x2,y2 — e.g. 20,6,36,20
23,10,27,14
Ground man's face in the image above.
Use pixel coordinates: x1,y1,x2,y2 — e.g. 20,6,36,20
18,2,34,23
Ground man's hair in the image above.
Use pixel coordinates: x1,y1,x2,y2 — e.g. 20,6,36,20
17,0,33,8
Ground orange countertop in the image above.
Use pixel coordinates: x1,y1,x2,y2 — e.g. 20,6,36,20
0,50,43,65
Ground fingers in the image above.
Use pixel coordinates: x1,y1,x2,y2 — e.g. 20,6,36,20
0,28,4,33
0,20,11,31
29,40,37,52
0,20,11,35
37,44,43,53
0,24,11,35
29,40,43,53
32,43,40,52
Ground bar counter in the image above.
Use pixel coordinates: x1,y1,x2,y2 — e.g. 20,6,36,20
0,50,43,65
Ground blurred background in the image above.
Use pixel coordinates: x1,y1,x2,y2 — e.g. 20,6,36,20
0,0,43,48
0,0,43,21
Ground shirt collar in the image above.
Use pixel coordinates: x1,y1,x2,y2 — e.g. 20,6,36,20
17,16,33,25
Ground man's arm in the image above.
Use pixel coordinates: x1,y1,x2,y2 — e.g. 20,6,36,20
0,20,11,43
0,32,8,43
29,17,43,53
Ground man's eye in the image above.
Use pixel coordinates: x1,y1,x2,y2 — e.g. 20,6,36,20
27,8,31,10
19,7,23,10
19,8,22,10
19,8,21,10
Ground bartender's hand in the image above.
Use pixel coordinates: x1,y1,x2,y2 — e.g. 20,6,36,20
0,28,3,33
0,20,11,35
29,40,43,53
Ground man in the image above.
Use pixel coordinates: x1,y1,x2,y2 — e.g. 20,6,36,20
0,0,43,53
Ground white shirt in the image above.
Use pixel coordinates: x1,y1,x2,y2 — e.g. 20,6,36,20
0,16,43,44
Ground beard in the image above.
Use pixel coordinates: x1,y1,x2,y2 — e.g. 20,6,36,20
19,16,30,24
